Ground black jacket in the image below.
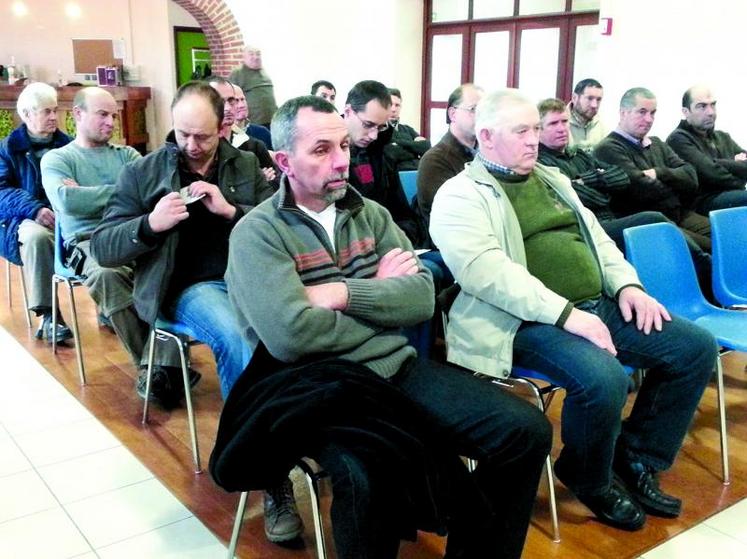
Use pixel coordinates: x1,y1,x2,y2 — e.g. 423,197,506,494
209,345,492,542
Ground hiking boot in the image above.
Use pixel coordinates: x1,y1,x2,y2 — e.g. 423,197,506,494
264,478,304,543
35,314,73,344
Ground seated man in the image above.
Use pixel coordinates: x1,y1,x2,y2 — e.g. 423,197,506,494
430,89,716,532
537,97,714,298
595,87,710,250
667,85,747,213
310,79,336,105
568,78,608,152
0,82,72,343
232,83,274,152
89,82,301,544
417,83,482,247
342,80,424,247
207,77,277,184
41,87,195,405
225,94,551,559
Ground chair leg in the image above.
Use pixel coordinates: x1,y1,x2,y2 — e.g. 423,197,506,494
716,356,730,485
466,458,477,473
65,280,86,385
544,455,560,543
141,329,157,424
226,491,248,559
52,278,60,354
6,260,11,307
177,334,201,474
18,265,32,329
303,466,328,559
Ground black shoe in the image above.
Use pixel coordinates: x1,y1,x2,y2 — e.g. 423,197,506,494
136,366,181,409
613,459,682,518
162,366,202,395
573,482,646,531
35,315,74,344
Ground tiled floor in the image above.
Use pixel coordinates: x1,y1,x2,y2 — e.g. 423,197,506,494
0,326,227,559
2,322,747,559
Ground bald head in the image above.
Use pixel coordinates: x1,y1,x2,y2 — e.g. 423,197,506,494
72,87,118,147
682,85,717,132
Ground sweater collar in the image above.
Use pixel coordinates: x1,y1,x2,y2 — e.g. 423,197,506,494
6,124,69,154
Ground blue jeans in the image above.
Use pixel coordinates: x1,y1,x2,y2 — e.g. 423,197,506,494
315,359,552,559
696,190,747,214
164,280,253,398
512,295,716,495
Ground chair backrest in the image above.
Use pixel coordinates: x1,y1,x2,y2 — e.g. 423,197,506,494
398,170,418,206
710,207,747,307
623,222,710,319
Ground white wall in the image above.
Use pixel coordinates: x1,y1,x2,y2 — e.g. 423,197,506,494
595,0,747,145
224,0,425,128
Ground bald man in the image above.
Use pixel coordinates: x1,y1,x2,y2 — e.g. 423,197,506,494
667,85,747,214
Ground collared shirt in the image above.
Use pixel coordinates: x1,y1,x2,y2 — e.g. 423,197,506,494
614,128,652,149
476,152,516,176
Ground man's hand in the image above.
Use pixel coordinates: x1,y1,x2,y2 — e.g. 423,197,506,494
189,180,237,220
35,207,55,229
261,167,277,182
642,168,657,180
61,178,80,187
305,282,348,311
563,307,617,355
618,286,671,334
148,192,189,233
735,152,747,162
375,248,418,279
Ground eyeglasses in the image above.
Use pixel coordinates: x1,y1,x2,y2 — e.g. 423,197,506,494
351,110,389,133
454,105,477,114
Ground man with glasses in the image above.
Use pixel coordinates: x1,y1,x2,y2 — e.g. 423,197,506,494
343,80,423,246
416,83,483,247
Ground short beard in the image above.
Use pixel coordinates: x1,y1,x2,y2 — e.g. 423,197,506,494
323,185,347,205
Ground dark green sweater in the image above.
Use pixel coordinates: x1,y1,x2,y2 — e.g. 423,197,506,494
499,172,602,304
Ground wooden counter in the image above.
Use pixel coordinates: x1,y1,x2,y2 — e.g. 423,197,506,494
0,85,151,153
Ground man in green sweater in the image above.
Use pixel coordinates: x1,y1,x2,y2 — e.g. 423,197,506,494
41,87,197,407
226,95,552,559
430,89,716,532
229,46,277,128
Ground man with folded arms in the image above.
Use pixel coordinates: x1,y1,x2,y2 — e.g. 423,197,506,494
431,89,716,531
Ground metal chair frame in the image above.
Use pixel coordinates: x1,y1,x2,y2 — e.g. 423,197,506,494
141,322,202,473
5,260,32,328
51,223,86,385
227,458,328,559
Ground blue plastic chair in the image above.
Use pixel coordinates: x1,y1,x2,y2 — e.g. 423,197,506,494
624,222,734,484
142,316,202,472
398,170,418,206
51,221,87,385
710,207,747,308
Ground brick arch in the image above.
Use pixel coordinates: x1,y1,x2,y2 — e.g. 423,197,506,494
171,0,244,77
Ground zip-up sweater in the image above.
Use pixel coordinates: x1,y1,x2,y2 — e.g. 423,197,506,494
226,178,435,378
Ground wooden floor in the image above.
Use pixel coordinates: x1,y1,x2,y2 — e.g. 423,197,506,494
2,264,747,559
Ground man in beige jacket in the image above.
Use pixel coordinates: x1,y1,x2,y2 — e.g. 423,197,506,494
430,89,716,533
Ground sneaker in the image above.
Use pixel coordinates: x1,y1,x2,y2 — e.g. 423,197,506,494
35,315,74,344
136,366,202,409
264,478,304,543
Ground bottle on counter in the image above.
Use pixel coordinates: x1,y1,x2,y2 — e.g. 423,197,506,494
7,56,17,85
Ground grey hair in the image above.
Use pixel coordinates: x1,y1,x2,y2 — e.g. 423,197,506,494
17,82,58,117
620,87,656,110
475,89,534,138
271,95,337,153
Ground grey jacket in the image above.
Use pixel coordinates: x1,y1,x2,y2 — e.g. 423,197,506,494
90,137,273,325
430,160,639,377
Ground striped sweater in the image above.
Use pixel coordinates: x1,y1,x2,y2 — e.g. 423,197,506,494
226,178,434,378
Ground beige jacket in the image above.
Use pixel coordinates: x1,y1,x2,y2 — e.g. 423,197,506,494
430,160,639,377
